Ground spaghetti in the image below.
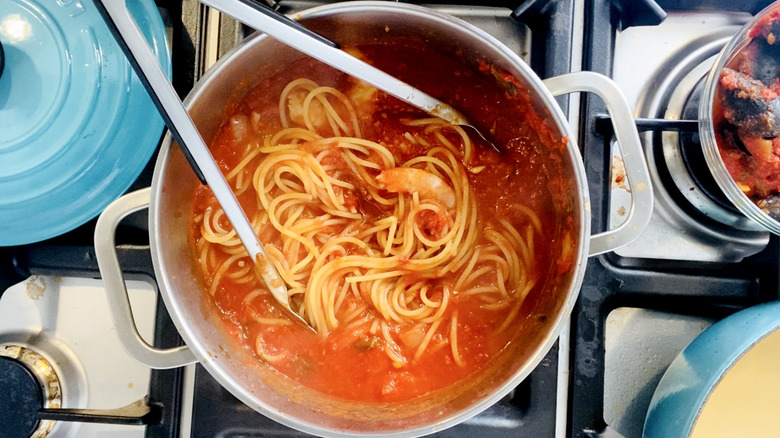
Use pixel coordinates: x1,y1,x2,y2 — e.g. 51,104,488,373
193,77,539,368
185,38,573,403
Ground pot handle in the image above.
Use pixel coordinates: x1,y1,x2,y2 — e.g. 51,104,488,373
543,71,653,256
95,188,197,369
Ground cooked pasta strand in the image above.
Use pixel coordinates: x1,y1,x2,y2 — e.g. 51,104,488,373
194,78,542,367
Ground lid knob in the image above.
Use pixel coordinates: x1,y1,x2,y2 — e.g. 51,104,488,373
0,39,4,80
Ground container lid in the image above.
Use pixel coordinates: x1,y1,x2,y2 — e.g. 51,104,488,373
0,0,170,245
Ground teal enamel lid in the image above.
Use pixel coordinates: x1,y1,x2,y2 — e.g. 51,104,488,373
0,0,170,245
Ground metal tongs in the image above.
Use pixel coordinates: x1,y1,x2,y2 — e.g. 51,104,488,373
93,0,474,329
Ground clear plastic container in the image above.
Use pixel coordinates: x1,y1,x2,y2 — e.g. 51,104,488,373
700,1,780,234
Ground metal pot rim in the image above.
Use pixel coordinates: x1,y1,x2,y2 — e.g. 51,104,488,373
148,2,595,436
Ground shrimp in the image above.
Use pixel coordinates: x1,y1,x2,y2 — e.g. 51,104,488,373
287,89,328,130
341,49,379,110
376,167,456,210
346,80,379,113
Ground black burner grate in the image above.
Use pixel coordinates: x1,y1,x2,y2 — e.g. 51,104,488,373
1,1,573,437
23,1,780,438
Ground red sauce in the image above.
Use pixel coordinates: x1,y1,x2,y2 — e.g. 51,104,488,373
190,39,574,403
714,9,780,214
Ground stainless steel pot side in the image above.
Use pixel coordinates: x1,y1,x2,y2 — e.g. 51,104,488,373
95,3,653,436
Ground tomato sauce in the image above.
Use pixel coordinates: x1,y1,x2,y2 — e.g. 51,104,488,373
191,38,574,403
714,9,780,216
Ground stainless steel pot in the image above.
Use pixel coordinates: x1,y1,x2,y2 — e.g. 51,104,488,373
95,3,653,436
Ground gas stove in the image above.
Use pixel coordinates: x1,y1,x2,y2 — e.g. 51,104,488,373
1,1,778,438
574,1,779,437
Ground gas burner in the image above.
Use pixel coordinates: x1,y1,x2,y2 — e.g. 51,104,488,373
0,276,158,438
654,39,758,228
0,333,86,438
610,11,770,262
0,345,62,438
654,36,759,230
677,76,739,215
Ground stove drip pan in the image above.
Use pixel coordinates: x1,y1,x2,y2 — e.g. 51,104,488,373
610,11,769,262
0,276,157,438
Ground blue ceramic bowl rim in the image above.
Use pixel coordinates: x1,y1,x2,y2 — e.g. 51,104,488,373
643,300,780,437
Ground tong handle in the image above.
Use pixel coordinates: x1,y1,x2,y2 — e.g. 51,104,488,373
236,0,339,49
200,0,467,125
